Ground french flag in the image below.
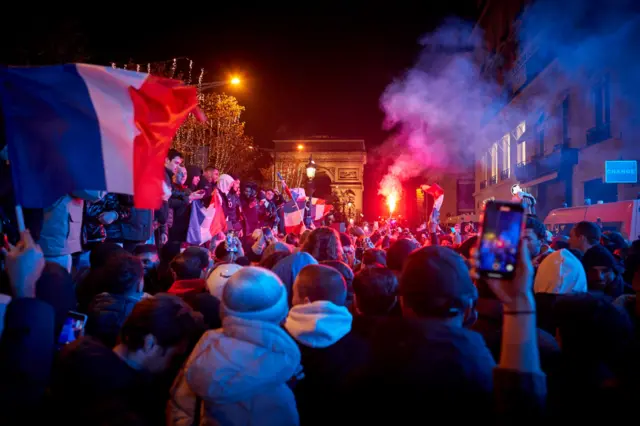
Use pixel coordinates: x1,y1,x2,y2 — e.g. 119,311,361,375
0,64,203,210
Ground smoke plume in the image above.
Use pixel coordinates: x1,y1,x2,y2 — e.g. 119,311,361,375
378,0,640,206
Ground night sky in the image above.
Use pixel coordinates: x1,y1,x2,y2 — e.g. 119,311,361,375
1,5,480,215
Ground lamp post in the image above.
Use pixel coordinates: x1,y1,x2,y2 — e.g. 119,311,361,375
199,77,241,91
304,155,317,228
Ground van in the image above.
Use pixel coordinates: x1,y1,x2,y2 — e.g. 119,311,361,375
544,200,640,241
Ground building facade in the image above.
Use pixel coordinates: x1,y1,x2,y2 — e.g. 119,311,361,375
473,0,640,219
272,137,367,217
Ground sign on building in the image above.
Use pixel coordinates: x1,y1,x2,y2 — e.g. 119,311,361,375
605,160,638,184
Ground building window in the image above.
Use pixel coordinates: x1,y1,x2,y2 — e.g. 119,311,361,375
517,141,527,166
501,134,511,178
491,143,498,181
593,75,610,127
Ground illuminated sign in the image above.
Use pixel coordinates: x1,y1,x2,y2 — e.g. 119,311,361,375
605,161,638,184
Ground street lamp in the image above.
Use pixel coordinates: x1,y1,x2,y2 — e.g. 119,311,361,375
306,155,316,180
200,77,241,91
230,76,241,85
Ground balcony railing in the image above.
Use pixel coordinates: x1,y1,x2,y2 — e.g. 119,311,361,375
500,169,511,180
586,122,611,146
480,180,487,190
514,145,578,183
489,175,498,185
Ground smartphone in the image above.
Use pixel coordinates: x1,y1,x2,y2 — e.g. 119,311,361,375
477,201,525,280
57,311,88,348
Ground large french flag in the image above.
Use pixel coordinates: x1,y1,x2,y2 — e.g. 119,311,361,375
0,64,202,209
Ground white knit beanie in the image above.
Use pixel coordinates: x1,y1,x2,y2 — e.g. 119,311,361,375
221,267,289,324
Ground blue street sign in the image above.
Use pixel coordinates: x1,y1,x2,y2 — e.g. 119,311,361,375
605,160,638,184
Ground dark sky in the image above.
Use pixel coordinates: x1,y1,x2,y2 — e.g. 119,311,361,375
2,5,480,215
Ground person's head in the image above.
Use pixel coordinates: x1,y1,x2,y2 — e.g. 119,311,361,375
90,242,127,269
221,267,289,324
214,239,238,264
363,248,387,267
292,264,347,307
266,189,275,201
569,221,601,253
232,175,241,192
165,149,183,174
320,260,355,306
260,251,291,270
554,293,632,366
387,239,420,274
400,246,478,327
203,165,219,183
243,183,257,199
285,233,300,247
582,244,620,291
302,227,343,262
170,248,209,280
100,252,144,295
534,249,587,294
117,294,202,374
173,165,188,185
352,266,399,316
133,244,160,275
523,216,547,258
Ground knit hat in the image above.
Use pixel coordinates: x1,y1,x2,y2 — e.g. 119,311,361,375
400,246,477,316
582,244,620,271
534,249,587,294
206,263,244,300
221,267,289,324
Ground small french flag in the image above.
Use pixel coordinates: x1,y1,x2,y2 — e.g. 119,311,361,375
0,64,203,210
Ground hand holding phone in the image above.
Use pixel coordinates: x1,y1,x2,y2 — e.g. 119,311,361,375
476,201,525,280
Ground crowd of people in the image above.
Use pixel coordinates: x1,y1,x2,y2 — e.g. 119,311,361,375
1,148,640,425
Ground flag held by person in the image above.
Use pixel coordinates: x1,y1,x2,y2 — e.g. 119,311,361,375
0,64,203,210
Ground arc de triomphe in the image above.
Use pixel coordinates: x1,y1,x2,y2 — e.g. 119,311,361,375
272,137,367,214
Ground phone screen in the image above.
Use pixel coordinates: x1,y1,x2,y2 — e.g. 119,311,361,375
57,311,88,348
477,201,524,279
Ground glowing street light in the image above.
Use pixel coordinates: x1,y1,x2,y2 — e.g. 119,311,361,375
230,76,241,86
306,155,317,180
297,144,304,150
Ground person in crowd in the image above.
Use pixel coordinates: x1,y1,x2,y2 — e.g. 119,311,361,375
39,190,105,272
166,248,210,297
197,165,219,208
169,267,301,426
284,264,368,426
240,182,260,238
386,238,421,278
85,193,153,252
345,246,498,423
52,295,203,425
218,173,243,234
351,265,401,318
157,149,185,247
260,251,291,269
85,252,147,348
212,233,245,267
133,244,161,294
321,260,355,308
302,227,343,262
523,216,552,269
168,165,205,244
286,232,300,248
259,188,280,229
361,248,387,268
206,262,243,300
582,244,629,297
261,240,292,262
272,252,318,306
569,220,601,255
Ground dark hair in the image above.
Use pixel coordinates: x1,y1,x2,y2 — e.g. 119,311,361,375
285,233,300,247
525,216,547,241
387,239,421,271
205,165,218,172
302,227,343,262
101,252,144,295
260,251,290,270
554,293,632,365
166,149,183,162
133,244,158,256
573,221,602,245
339,232,353,248
321,260,355,306
119,294,201,351
170,250,208,280
90,242,126,269
363,249,387,267
352,266,398,315
295,264,347,306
